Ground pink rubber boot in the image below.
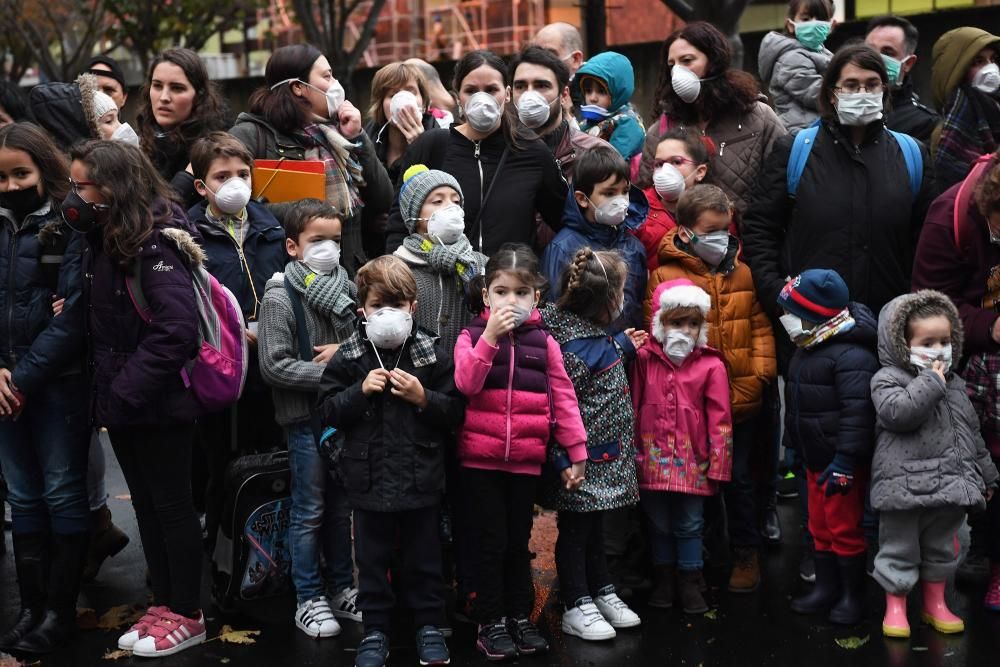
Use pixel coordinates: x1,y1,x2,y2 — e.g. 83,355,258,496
882,592,910,638
921,580,964,633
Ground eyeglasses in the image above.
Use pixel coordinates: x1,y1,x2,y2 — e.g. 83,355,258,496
834,82,884,95
654,156,697,170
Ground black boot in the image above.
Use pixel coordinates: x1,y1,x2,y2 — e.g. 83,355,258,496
791,550,840,614
83,505,129,581
828,554,866,625
761,495,782,544
0,532,48,650
13,532,88,654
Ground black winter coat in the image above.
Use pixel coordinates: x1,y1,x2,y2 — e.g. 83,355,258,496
364,113,440,185
318,328,464,512
0,204,86,395
783,303,880,472
383,127,567,256
885,80,940,145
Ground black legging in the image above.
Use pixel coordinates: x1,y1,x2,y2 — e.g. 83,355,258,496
556,510,613,606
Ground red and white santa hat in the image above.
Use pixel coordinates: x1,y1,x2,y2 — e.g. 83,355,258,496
650,278,711,347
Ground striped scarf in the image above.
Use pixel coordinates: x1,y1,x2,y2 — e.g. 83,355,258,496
299,119,366,217
400,233,481,283
284,259,357,320
798,308,856,350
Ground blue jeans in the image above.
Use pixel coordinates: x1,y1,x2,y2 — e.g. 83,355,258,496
641,491,705,571
287,422,354,603
0,376,89,535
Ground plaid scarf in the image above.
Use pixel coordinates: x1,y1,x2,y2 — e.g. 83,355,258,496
581,102,646,142
285,259,357,320
298,118,366,217
937,85,1000,187
798,308,856,350
339,326,438,369
400,233,481,283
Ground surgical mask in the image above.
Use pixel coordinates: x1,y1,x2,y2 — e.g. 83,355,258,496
364,307,412,350
779,313,809,342
0,186,45,220
671,65,704,104
488,299,535,328
909,344,952,373
60,190,109,234
516,90,551,129
587,194,629,226
271,77,345,118
792,20,832,52
653,163,687,202
579,104,611,121
206,177,252,216
464,92,502,133
303,240,341,275
427,204,465,244
688,229,730,266
835,91,884,127
389,90,420,122
111,122,140,145
881,54,903,87
663,329,695,364
973,63,1000,95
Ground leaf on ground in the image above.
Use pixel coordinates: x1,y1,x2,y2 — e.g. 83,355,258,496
102,649,132,661
835,635,870,649
218,625,261,645
703,609,717,620
97,604,145,631
77,607,99,630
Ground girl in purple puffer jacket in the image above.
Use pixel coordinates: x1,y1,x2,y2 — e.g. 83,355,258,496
454,243,587,660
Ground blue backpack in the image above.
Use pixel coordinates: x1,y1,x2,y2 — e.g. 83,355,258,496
786,121,922,199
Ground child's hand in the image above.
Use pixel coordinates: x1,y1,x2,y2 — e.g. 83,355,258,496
389,368,427,408
561,461,586,491
624,328,648,349
51,296,65,317
931,360,947,381
313,344,339,365
482,305,517,345
362,368,390,396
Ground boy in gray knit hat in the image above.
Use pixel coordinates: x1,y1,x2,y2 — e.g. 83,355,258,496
393,164,486,353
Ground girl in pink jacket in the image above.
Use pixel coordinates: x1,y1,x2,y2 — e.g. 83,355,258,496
631,278,733,615
454,243,588,660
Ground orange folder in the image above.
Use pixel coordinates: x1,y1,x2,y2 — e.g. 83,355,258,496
252,159,326,203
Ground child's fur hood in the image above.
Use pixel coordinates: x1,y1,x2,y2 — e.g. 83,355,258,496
161,227,206,267
876,290,963,372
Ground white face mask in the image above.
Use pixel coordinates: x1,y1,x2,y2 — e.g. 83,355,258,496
779,313,809,342
909,344,952,373
465,91,503,133
487,297,536,328
364,307,413,349
389,90,420,122
972,63,1000,95
653,163,687,202
687,229,730,266
272,77,345,118
302,239,341,275
835,91,884,127
111,122,140,145
587,194,630,226
663,329,695,364
671,65,703,103
516,90,551,129
427,204,466,244
207,177,252,216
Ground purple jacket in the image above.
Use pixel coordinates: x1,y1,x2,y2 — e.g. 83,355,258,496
85,200,202,427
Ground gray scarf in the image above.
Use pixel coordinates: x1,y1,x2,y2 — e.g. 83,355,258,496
285,260,357,319
400,233,481,283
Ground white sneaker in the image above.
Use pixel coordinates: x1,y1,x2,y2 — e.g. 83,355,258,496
295,596,341,638
595,592,641,628
330,586,363,622
561,599,616,641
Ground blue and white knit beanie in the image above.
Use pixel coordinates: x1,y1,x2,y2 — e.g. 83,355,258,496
399,164,464,233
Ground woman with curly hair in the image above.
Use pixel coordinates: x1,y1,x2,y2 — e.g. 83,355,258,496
636,21,786,214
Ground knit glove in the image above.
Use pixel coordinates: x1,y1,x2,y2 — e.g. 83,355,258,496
817,453,855,497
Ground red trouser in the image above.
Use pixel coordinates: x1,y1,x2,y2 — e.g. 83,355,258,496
806,467,868,557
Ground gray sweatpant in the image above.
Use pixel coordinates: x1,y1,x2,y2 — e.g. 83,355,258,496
873,506,965,595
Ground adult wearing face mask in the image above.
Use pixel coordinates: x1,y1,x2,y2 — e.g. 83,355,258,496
865,15,939,144
230,44,392,276
930,27,1000,190
637,22,786,214
384,50,567,257
743,44,935,372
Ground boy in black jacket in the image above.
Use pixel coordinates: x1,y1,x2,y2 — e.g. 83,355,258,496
318,255,464,667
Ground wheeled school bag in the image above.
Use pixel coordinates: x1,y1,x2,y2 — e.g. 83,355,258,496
211,450,292,611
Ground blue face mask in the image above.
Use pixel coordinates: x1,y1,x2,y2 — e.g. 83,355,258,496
881,54,902,87
793,20,832,52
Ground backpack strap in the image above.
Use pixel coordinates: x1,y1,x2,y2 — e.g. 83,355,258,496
38,230,69,292
284,276,323,441
786,122,820,198
124,262,152,324
886,129,923,199
953,154,995,249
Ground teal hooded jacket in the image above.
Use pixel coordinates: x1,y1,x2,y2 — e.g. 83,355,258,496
575,52,645,160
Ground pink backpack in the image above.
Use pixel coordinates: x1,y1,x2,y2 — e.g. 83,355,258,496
952,153,996,249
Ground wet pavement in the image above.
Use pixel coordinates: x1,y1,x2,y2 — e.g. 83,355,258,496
2,441,999,667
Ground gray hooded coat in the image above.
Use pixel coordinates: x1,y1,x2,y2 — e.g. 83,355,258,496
870,291,999,512
758,31,831,134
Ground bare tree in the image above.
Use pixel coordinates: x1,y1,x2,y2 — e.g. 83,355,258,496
290,0,389,98
0,19,33,82
658,0,752,69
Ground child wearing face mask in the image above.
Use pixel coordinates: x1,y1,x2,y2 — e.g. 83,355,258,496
392,164,487,352
777,269,879,626
542,147,647,330
758,0,835,134
871,290,999,638
631,278,733,614
455,243,588,660
258,199,359,640
645,184,776,593
574,52,645,164
188,132,287,548
318,255,463,667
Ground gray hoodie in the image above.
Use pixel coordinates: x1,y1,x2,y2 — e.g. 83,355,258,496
758,31,831,134
870,290,999,512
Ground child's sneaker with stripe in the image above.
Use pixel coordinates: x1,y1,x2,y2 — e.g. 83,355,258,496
131,609,206,657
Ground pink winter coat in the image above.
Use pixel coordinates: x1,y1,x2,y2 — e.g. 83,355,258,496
454,309,588,475
630,340,734,496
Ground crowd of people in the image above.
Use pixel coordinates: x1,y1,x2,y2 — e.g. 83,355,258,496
0,3,999,666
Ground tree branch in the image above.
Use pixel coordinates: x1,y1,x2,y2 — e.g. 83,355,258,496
345,0,385,67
